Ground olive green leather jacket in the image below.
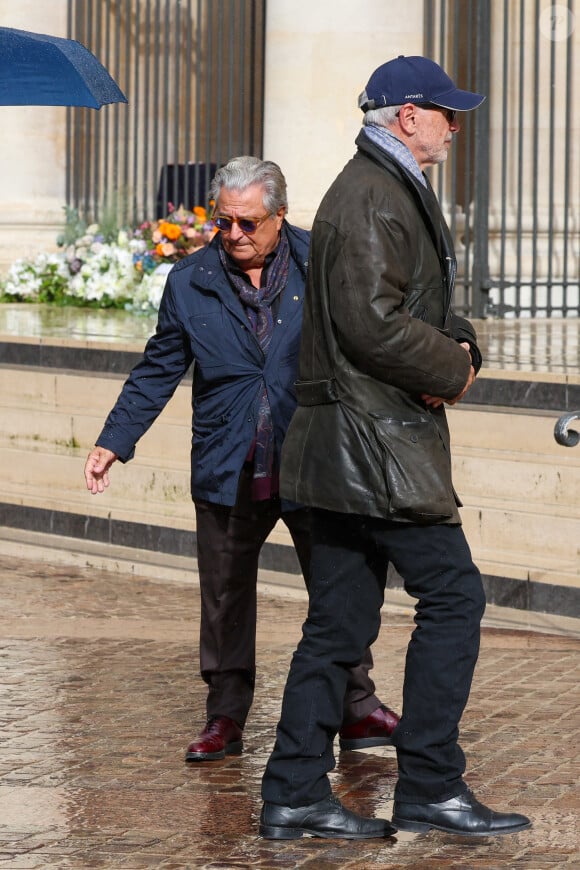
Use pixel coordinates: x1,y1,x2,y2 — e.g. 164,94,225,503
280,132,481,524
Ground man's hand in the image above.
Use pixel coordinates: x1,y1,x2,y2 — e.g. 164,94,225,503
84,446,118,494
421,342,476,409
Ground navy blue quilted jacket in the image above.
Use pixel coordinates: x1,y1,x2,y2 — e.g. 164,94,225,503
97,221,309,506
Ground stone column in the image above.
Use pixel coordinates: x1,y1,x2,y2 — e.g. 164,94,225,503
262,0,424,227
0,2,68,272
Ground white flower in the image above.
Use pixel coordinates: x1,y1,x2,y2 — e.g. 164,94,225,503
1,214,190,312
129,238,147,254
131,268,168,312
4,259,40,299
2,252,70,300
62,242,141,305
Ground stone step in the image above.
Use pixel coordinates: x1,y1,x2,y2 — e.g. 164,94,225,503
472,543,578,587
0,446,193,529
1,442,579,579
449,404,571,453
1,363,579,615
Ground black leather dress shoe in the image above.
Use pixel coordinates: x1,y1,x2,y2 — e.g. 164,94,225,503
392,788,531,837
259,794,397,840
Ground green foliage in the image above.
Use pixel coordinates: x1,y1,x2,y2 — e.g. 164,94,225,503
98,190,131,242
35,264,71,304
56,207,87,248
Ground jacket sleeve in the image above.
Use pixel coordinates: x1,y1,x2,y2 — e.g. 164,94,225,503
449,311,483,374
96,276,194,461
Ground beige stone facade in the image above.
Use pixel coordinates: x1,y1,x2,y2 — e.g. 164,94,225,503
0,1,69,268
1,0,577,287
1,335,578,607
262,0,424,227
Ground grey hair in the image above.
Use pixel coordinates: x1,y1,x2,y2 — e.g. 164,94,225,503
358,90,402,127
209,155,288,213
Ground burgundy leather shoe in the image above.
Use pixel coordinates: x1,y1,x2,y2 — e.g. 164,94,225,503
185,716,243,762
339,704,400,750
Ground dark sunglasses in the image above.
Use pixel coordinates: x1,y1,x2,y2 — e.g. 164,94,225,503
421,103,457,123
213,213,272,234
397,103,457,124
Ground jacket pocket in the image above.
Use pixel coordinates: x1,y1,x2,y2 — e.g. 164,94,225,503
369,412,456,523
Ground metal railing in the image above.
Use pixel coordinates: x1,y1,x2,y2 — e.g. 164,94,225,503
64,0,578,319
425,0,578,318
554,412,580,446
66,0,266,225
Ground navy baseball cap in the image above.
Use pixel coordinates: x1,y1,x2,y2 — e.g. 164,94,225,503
360,55,485,112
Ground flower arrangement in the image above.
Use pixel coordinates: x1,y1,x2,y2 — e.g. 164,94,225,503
132,204,217,275
2,252,71,305
0,203,217,314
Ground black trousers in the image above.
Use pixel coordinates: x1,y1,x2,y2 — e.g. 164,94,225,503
261,508,486,807
194,466,380,728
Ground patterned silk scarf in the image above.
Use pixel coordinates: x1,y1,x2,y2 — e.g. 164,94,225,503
218,228,291,499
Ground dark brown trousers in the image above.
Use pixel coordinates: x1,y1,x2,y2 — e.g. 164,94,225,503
194,465,380,728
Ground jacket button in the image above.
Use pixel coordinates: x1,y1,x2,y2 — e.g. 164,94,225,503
410,434,419,443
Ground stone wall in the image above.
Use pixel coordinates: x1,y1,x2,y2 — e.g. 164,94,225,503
1,338,578,617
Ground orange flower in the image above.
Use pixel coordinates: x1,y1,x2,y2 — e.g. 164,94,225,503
158,221,182,241
193,206,207,221
156,242,177,257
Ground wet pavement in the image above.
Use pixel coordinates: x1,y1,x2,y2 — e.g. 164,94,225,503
0,553,579,869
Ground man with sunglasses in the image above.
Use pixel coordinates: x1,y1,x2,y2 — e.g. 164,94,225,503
260,57,532,839
84,156,399,767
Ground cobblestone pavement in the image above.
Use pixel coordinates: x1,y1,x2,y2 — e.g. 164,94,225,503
0,554,578,869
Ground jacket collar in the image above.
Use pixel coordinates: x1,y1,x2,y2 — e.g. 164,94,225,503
183,220,309,332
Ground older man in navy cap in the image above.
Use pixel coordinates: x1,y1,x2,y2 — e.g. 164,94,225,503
258,56,532,840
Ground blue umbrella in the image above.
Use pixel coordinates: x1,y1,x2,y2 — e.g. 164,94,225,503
0,26,127,109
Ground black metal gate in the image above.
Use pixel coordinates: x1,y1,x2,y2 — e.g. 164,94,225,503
425,0,578,318
66,0,265,226
66,0,578,318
